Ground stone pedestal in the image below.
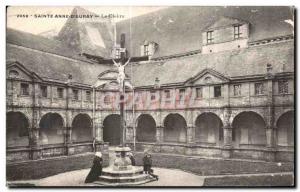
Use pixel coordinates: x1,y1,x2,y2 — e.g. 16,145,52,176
96,146,155,186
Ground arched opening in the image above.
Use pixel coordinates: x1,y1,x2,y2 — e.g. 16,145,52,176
277,111,294,146
136,114,156,142
6,111,29,147
72,114,93,143
103,114,121,146
39,113,64,145
163,113,187,143
195,112,223,145
232,111,266,146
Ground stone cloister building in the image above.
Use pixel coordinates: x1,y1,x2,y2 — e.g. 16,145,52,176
6,6,294,162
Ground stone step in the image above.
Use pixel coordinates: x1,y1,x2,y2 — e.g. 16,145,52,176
98,174,151,183
94,177,156,186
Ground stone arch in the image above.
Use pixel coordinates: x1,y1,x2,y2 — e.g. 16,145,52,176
276,111,294,146
136,114,156,142
195,112,223,146
230,110,265,126
163,113,187,143
6,111,29,147
39,113,64,145
232,111,266,146
71,113,93,143
103,114,121,146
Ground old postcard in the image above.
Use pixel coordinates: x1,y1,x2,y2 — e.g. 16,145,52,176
6,6,295,187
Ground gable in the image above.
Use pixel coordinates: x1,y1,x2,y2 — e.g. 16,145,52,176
6,62,41,81
193,73,224,85
188,69,229,85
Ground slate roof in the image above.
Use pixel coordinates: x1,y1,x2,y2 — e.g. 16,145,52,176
6,6,294,88
57,7,114,58
7,28,80,60
127,40,294,87
117,6,294,58
7,44,112,86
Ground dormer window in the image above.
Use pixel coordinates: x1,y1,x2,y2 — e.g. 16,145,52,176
141,41,158,57
144,44,149,56
207,31,214,44
234,25,242,39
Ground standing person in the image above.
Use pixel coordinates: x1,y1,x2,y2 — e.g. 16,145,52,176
85,152,103,183
128,152,136,166
143,152,152,174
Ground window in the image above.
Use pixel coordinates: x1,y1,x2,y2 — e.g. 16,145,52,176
207,31,214,44
179,89,185,100
234,25,242,39
233,84,241,96
57,88,64,99
255,83,264,95
214,86,221,98
144,45,149,56
73,89,79,100
196,87,203,98
150,90,156,100
278,80,288,94
104,95,110,104
86,91,91,101
20,83,29,96
165,90,171,99
40,85,47,98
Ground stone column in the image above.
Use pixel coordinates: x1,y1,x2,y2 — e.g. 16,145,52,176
29,127,41,160
222,107,233,158
156,126,164,143
266,125,275,148
186,125,195,144
222,125,233,158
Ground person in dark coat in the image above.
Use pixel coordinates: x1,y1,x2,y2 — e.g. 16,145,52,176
143,153,152,174
128,152,136,166
85,152,103,183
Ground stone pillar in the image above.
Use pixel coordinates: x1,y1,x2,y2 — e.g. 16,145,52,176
125,126,134,142
95,124,103,142
29,127,41,160
156,126,164,143
266,125,275,148
222,125,233,158
187,125,195,143
264,125,276,161
222,107,233,158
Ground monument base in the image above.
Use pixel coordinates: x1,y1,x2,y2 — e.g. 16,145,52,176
95,146,156,186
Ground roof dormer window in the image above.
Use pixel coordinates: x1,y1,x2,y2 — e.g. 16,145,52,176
234,25,242,39
141,41,158,57
207,31,214,44
144,44,149,56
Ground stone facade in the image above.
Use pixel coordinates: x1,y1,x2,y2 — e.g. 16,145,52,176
6,7,294,162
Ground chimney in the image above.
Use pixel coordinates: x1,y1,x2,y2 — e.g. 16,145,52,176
120,33,126,48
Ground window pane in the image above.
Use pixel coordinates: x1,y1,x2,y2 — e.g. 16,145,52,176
40,85,47,98
57,88,64,98
86,91,91,101
73,89,79,100
196,87,203,98
255,83,264,95
278,80,288,94
233,84,241,96
21,83,29,95
214,86,221,97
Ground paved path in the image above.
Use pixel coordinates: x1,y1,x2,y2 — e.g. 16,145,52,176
8,167,293,187
8,167,205,187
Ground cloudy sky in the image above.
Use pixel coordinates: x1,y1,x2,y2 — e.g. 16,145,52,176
7,6,167,35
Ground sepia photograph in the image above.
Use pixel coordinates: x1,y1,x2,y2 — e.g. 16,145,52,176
5,5,295,187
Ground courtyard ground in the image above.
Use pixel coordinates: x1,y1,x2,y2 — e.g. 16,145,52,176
7,167,293,187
